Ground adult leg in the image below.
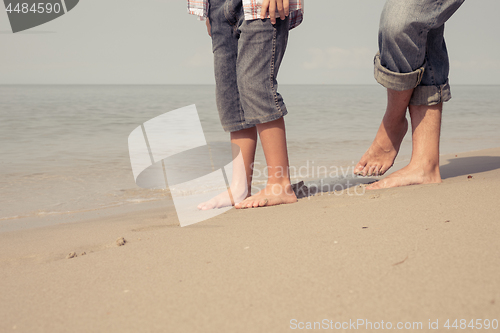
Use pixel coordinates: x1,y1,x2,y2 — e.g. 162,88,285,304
367,103,442,189
355,0,464,185
366,23,451,189
354,88,410,177
354,0,428,177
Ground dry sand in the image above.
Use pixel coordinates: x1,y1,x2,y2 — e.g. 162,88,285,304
1,148,499,332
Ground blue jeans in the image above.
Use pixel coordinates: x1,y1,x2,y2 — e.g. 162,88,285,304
209,0,289,132
374,0,465,105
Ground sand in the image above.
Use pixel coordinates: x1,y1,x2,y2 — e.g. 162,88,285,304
1,148,499,332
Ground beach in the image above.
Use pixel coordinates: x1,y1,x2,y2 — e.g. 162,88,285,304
1,147,499,332
2,0,500,329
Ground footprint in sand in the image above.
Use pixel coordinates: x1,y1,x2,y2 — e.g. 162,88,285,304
66,252,77,259
116,237,126,246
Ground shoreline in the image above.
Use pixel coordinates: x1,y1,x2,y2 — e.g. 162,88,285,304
2,146,498,233
1,146,499,332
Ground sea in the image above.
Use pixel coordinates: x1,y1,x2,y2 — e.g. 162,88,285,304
1,85,499,228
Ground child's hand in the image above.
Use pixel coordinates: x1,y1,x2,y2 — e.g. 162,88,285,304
206,18,211,37
260,0,289,25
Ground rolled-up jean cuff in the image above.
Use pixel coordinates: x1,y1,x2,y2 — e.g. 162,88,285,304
374,52,425,91
409,81,451,106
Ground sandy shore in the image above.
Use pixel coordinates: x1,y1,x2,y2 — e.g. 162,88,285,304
1,147,499,332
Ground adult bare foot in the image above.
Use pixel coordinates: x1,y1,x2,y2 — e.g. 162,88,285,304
197,187,249,210
235,183,297,209
355,116,408,177
366,163,441,190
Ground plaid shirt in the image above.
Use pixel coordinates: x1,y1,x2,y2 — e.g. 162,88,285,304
187,0,303,30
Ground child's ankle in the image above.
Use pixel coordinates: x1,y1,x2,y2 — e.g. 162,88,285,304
267,179,292,188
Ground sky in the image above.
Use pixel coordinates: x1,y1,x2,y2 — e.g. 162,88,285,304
1,0,499,85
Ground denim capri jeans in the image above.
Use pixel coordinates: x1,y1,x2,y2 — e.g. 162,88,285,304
374,0,465,105
209,0,290,132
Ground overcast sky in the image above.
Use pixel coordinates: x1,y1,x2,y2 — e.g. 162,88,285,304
1,0,499,85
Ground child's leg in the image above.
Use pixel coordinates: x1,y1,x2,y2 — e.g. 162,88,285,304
198,127,256,210
235,117,297,208
230,127,257,197
198,0,253,210
233,13,296,208
201,1,297,209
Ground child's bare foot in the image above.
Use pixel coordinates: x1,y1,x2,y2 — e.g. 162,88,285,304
367,162,441,190
197,187,249,210
235,183,297,209
355,116,408,177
